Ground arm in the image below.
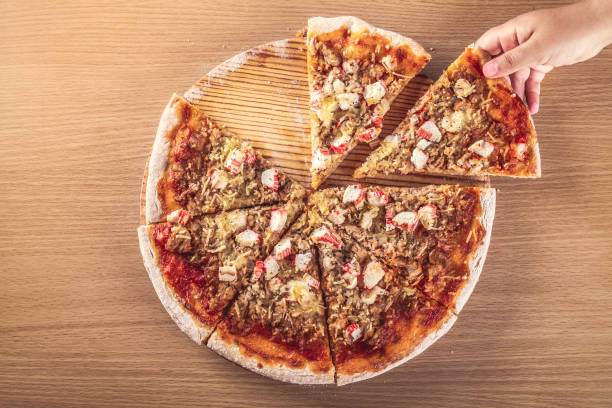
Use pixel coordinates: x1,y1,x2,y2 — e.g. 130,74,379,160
476,0,612,114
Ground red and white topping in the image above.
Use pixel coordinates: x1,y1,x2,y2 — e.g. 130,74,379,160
229,211,247,231
218,266,237,282
244,150,257,165
224,149,245,175
235,229,260,247
251,261,265,282
310,89,323,111
311,225,342,248
342,257,360,278
167,209,191,225
364,81,387,105
411,147,428,170
312,147,331,170
343,184,364,205
514,143,527,161
269,208,287,232
294,252,312,272
363,261,385,289
345,323,362,343
330,135,350,154
366,189,388,207
356,127,377,143
328,209,346,225
468,140,495,158
263,256,279,280
261,168,279,191
361,286,387,305
418,204,437,230
393,211,419,232
371,115,384,128
303,273,320,289
385,208,396,231
274,237,292,259
208,169,227,190
417,121,442,142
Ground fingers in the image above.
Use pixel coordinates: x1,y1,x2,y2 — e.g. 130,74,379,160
509,67,531,101
525,69,546,114
483,42,540,78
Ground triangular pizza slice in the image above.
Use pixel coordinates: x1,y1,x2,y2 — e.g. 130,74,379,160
308,184,495,313
137,194,305,344
307,16,430,188
311,225,455,385
208,213,334,384
354,45,541,179
145,94,305,223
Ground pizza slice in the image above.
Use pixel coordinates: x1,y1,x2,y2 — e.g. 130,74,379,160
307,16,430,188
145,94,305,223
137,195,306,344
354,45,541,179
207,213,334,384
312,226,456,385
308,184,495,313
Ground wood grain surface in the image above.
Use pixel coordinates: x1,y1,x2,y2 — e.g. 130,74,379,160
2,1,612,407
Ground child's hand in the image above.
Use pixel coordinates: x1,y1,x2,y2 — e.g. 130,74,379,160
476,0,612,114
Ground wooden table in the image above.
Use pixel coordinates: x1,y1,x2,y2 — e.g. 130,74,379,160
2,1,611,407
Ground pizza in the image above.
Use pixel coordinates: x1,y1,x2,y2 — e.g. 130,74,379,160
138,193,306,344
354,45,541,179
307,16,430,188
208,213,334,384
145,94,305,224
135,16,546,385
314,235,456,385
307,184,495,313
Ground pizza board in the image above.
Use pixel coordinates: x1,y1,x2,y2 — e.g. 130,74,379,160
140,36,489,224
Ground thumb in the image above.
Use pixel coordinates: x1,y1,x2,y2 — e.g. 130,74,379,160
483,43,537,78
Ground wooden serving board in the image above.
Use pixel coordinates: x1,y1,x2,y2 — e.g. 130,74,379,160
140,37,488,224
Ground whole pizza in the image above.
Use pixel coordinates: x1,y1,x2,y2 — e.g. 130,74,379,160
138,16,539,385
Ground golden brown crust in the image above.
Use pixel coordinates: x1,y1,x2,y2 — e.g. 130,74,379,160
208,321,334,384
334,293,456,384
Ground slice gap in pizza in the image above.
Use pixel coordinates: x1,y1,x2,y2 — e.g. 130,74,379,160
311,224,456,385
137,194,306,345
207,213,334,384
308,184,495,314
145,93,306,224
307,16,431,188
354,45,541,179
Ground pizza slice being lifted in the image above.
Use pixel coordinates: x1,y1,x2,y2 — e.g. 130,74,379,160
308,184,495,314
311,225,456,385
307,16,430,188
208,213,334,384
145,94,305,224
137,193,305,344
354,45,541,179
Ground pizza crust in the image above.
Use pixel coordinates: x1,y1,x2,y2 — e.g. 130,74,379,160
207,328,335,385
137,226,212,344
145,94,180,224
336,312,458,386
454,187,496,314
308,16,428,57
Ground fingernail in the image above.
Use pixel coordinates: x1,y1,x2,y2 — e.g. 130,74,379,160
483,62,497,77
